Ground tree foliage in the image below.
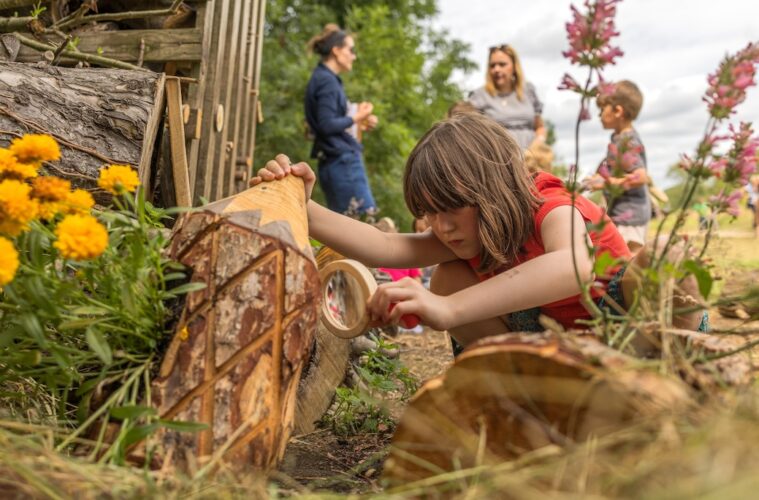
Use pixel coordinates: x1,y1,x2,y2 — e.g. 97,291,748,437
256,0,476,228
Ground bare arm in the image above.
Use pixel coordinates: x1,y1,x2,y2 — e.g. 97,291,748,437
251,154,456,268
308,201,455,268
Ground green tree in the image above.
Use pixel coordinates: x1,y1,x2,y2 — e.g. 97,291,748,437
255,0,476,229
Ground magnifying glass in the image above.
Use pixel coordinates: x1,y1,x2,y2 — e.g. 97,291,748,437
319,259,421,339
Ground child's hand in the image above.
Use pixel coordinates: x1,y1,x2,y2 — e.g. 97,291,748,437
366,277,453,331
249,154,316,200
582,175,605,191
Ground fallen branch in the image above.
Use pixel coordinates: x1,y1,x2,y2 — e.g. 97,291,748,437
12,32,149,71
0,16,32,31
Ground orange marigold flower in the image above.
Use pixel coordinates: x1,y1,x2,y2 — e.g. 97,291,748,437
64,189,95,215
32,176,71,202
98,164,140,195
0,148,37,180
0,179,39,227
9,134,61,165
54,214,108,260
0,236,19,287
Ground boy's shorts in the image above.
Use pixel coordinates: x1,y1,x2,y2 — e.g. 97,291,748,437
616,223,648,246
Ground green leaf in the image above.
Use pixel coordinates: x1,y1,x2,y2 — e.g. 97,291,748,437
18,314,47,347
86,327,113,364
683,260,713,300
110,405,157,421
69,306,111,316
122,423,160,449
167,282,207,295
593,251,618,278
158,419,209,432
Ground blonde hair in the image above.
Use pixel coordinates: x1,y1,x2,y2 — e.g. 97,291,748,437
403,113,541,273
307,23,349,60
485,45,526,101
596,80,643,120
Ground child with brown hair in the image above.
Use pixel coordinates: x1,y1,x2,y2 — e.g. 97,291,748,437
585,80,651,251
252,113,705,350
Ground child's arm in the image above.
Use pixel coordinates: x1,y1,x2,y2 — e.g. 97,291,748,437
252,155,455,269
369,206,594,332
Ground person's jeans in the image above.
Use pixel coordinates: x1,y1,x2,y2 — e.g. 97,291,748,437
318,151,376,214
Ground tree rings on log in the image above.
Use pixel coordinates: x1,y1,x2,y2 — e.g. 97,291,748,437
383,332,693,485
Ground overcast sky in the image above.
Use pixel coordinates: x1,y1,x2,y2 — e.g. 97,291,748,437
432,0,759,187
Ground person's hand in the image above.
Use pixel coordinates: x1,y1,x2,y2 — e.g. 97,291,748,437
354,101,374,123
249,154,316,200
581,174,605,192
363,114,379,131
366,277,453,331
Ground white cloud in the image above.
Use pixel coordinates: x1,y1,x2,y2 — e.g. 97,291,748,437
433,0,759,187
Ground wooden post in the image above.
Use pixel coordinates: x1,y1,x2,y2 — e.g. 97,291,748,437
151,175,320,472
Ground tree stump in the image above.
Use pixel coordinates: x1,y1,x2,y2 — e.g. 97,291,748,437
150,175,320,473
383,332,693,485
0,61,164,197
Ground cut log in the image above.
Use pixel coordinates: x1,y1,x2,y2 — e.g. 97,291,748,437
383,332,693,485
150,174,320,473
0,61,164,197
292,246,351,436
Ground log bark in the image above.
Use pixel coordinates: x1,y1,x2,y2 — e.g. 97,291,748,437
150,175,321,473
383,332,694,485
0,61,164,197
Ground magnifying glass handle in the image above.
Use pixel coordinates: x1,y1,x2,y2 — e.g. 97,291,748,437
388,303,421,329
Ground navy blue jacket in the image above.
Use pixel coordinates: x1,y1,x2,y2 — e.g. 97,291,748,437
304,63,362,159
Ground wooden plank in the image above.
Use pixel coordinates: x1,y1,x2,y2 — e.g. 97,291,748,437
244,0,266,169
186,1,215,200
225,0,255,197
15,29,202,64
213,0,244,200
165,77,192,207
138,72,166,199
194,0,231,202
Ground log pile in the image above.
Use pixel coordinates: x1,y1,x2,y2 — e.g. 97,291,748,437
0,61,164,197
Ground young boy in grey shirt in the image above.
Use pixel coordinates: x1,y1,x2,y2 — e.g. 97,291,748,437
585,80,651,251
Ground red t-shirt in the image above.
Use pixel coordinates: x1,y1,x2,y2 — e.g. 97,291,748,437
379,267,422,282
468,172,631,329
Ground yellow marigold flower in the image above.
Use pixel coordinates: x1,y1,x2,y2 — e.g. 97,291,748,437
9,134,61,165
98,164,140,194
0,236,19,287
38,201,63,221
0,179,39,226
64,189,95,215
54,214,108,261
31,176,71,202
0,149,37,180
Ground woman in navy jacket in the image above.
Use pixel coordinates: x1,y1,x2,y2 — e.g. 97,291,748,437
305,24,378,214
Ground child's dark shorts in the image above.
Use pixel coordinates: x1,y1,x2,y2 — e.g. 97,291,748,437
450,266,709,357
